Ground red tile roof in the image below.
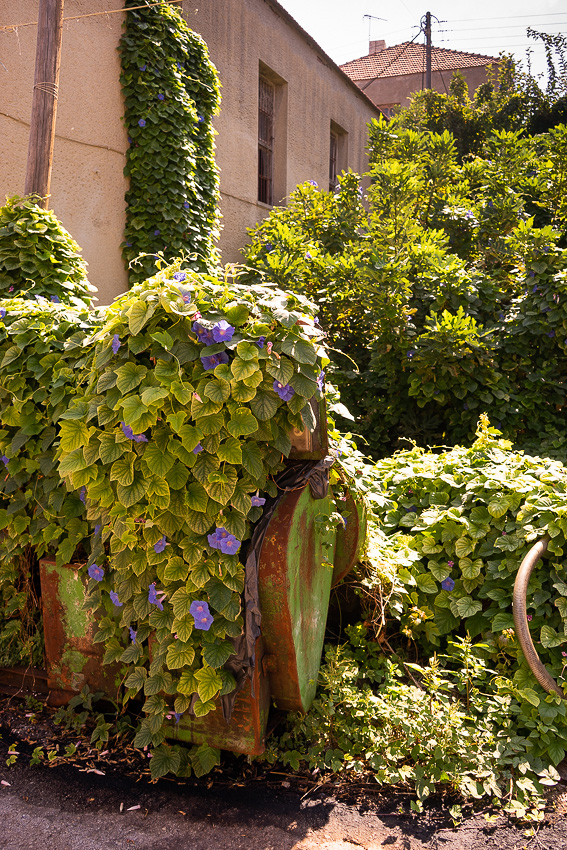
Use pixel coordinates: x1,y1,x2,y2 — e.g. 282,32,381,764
341,42,497,81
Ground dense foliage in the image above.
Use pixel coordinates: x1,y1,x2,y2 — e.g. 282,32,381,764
269,418,567,816
0,196,96,306
0,299,99,665
120,0,221,285
392,32,567,157
56,262,327,778
244,123,567,458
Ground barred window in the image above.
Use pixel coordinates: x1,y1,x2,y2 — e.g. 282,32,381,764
329,130,338,191
258,77,274,205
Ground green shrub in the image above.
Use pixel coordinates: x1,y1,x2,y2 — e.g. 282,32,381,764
0,196,96,306
244,124,567,458
0,298,100,665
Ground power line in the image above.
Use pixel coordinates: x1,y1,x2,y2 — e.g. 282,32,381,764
443,22,567,34
449,11,567,23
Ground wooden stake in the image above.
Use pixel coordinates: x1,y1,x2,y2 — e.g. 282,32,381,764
24,0,65,207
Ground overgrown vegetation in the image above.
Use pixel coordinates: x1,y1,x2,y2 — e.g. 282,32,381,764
267,417,567,817
120,0,221,284
244,123,567,458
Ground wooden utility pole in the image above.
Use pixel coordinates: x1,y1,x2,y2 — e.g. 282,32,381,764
424,10,432,89
24,0,65,207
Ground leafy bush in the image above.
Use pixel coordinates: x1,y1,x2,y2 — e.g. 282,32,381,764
267,418,567,816
244,124,567,458
56,261,327,778
0,196,96,306
120,0,221,284
268,625,557,819
0,298,100,665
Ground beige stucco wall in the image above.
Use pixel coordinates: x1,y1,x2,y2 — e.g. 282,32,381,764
0,0,379,303
358,64,494,111
183,0,380,262
0,0,129,305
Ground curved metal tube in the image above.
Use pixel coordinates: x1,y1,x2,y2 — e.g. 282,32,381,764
512,534,564,698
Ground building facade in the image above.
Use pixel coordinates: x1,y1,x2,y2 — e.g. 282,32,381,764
0,0,380,304
341,40,498,117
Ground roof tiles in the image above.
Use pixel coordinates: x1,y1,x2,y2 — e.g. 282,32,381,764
340,42,497,81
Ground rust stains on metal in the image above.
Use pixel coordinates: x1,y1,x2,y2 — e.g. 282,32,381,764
39,559,119,706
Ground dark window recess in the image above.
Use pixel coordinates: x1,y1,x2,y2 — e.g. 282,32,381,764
329,131,338,191
258,77,274,205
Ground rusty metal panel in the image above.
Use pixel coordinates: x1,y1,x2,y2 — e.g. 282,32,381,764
165,638,270,755
39,559,119,706
332,490,367,587
258,484,336,713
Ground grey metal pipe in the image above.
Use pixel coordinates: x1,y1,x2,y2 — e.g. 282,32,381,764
512,534,565,698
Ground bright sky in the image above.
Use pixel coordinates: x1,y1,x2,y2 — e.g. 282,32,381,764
277,0,566,86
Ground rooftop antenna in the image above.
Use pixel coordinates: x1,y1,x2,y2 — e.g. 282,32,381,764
363,14,386,42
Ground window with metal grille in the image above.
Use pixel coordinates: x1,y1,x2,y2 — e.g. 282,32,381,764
329,131,338,191
258,77,274,205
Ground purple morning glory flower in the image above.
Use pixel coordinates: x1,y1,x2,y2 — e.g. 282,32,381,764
129,627,137,643
50,295,60,303
139,64,147,71
88,564,104,582
148,582,163,611
532,284,538,293
0,309,5,319
308,180,318,187
110,591,122,607
273,380,295,402
257,336,266,348
173,271,187,282
201,351,229,371
183,201,190,209
158,93,165,100
154,229,160,236
173,711,183,724
121,422,135,440
125,241,132,247
192,321,215,346
219,534,241,555
133,432,148,443
138,119,146,128
193,442,203,454
112,334,121,354
198,115,204,123
547,330,555,338
94,524,102,536
79,487,86,505
154,535,167,554
0,455,9,467
8,286,13,293
212,320,235,343
317,371,325,392
251,495,266,507
305,252,312,260
407,350,415,359
190,600,213,630
441,577,455,592
207,528,230,550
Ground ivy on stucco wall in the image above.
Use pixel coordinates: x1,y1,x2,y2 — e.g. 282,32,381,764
119,0,222,285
